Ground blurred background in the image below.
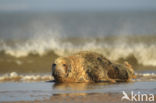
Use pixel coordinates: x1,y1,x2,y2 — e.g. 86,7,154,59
0,0,156,73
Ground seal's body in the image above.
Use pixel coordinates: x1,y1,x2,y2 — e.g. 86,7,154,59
52,51,135,83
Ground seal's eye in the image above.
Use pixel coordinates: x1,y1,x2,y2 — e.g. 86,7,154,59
62,64,68,73
63,64,66,67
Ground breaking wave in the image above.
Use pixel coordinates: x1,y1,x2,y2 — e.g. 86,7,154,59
0,35,156,67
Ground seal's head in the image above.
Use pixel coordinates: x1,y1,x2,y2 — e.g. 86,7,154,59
52,57,71,82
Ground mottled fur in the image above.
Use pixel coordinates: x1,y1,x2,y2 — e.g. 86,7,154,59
52,51,135,83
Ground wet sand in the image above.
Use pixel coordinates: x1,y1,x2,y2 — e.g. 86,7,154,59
0,81,156,103
2,92,156,103
3,93,124,103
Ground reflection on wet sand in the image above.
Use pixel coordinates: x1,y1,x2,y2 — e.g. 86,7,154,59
52,82,111,97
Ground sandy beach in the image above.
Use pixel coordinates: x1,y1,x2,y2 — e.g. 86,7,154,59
0,1,156,103
3,93,125,103
2,91,156,103
0,80,156,103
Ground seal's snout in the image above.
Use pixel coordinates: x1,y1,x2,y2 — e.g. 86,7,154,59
52,61,67,79
52,63,56,76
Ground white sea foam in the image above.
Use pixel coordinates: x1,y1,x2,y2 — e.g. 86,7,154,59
0,72,53,82
0,72,156,82
0,36,156,66
136,73,156,77
135,73,156,81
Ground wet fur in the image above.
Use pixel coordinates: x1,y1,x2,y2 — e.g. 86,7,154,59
52,51,135,83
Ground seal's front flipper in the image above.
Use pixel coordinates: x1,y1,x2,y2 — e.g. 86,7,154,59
46,80,56,82
97,79,116,83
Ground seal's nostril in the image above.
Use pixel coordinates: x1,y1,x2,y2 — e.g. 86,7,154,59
52,64,56,67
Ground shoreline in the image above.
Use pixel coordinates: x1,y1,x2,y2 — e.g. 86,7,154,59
2,93,156,103
1,81,156,102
